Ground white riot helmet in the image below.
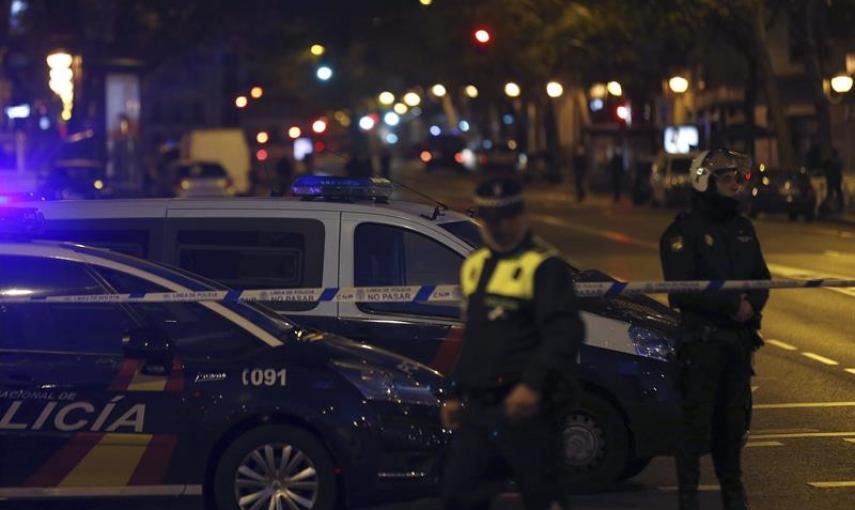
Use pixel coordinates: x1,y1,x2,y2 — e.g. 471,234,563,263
689,149,752,193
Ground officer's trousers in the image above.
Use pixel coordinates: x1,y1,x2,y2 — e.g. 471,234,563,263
675,332,753,510
441,398,567,510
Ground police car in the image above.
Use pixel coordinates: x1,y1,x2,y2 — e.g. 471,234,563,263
9,176,682,491
0,207,445,509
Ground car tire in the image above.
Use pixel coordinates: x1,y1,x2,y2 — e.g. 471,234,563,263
213,425,337,510
561,395,629,494
618,456,652,481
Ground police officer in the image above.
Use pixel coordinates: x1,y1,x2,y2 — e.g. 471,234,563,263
659,149,770,510
440,177,585,510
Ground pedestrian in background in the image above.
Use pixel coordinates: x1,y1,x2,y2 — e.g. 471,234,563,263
608,148,623,203
660,149,771,510
824,147,844,213
440,177,584,510
572,144,587,203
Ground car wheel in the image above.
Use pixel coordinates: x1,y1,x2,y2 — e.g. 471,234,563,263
618,456,652,481
214,425,337,510
561,395,629,494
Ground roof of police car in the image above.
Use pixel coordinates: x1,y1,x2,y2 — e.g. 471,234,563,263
18,196,472,224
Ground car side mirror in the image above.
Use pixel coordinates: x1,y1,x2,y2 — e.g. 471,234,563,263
122,326,174,375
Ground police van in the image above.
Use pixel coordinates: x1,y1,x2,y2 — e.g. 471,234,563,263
0,207,445,510
11,176,683,491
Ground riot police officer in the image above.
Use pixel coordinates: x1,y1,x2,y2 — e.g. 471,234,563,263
439,177,585,510
659,149,770,510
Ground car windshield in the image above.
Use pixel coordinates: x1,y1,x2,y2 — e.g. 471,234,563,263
69,244,296,330
178,163,227,178
440,220,483,248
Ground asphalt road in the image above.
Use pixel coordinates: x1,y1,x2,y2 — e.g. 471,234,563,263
7,162,853,510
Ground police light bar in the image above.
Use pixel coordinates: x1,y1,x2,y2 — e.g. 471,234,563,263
0,207,45,237
291,176,394,202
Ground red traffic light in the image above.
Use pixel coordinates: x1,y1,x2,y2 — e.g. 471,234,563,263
473,27,492,46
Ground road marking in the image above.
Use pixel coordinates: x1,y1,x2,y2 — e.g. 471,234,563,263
767,263,855,298
766,339,798,351
754,402,855,409
843,438,855,444
752,428,818,434
749,431,855,440
745,441,783,448
751,385,759,393
658,485,720,492
801,352,840,366
808,481,855,489
530,214,659,250
846,368,855,376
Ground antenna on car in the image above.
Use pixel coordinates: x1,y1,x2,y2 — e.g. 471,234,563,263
389,180,449,220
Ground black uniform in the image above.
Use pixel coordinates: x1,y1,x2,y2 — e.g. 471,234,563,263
660,194,770,510
441,233,584,510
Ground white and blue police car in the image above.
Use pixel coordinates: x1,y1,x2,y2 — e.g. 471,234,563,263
0,207,445,510
9,176,683,491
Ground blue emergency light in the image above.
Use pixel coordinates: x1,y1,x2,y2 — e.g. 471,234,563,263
291,176,394,202
0,207,45,237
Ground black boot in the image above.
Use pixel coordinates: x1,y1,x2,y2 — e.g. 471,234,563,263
678,491,700,510
721,482,749,510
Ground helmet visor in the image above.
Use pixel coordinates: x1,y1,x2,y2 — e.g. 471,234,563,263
703,149,752,182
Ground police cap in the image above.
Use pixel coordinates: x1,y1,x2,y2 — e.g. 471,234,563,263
474,177,525,220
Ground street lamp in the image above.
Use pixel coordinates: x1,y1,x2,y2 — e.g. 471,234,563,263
316,66,333,81
383,112,400,126
393,102,408,115
378,91,395,105
546,81,564,98
250,86,264,99
465,85,479,98
607,81,623,96
359,115,376,131
403,92,421,107
504,82,521,98
310,44,325,56
830,74,853,94
668,76,689,94
235,96,248,108
47,51,74,121
419,0,432,5
288,126,302,139
589,83,607,99
312,119,328,134
256,131,269,144
431,84,447,97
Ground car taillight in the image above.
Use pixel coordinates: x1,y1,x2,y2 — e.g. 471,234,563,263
454,152,464,164
420,150,432,163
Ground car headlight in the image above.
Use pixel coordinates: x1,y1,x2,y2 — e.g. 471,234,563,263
628,325,675,361
331,359,439,406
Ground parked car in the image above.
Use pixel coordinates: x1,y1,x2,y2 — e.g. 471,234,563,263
39,159,110,200
476,140,528,176
747,166,816,221
422,135,468,172
169,161,234,197
649,152,701,207
16,176,684,491
0,206,444,510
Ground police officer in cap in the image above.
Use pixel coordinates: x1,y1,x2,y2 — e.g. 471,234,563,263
659,149,770,510
440,177,585,510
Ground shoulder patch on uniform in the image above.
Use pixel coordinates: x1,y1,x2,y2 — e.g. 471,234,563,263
670,236,684,252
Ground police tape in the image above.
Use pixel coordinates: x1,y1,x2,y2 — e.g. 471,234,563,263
0,278,854,304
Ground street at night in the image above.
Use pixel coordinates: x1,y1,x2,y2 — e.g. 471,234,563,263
2,1,855,510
